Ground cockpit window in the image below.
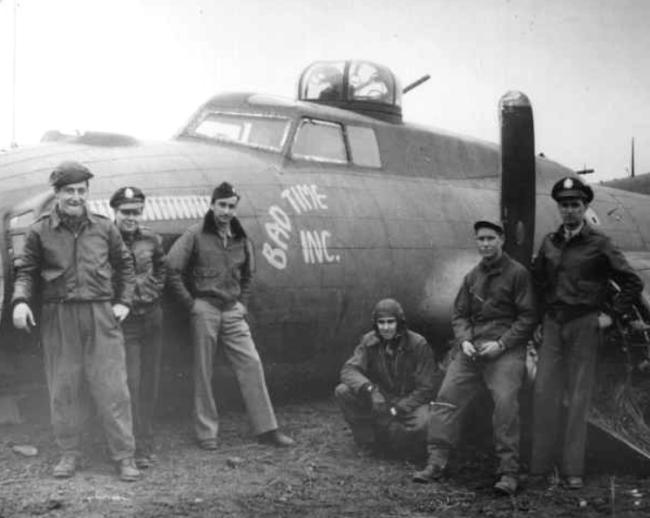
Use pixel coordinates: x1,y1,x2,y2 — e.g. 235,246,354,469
347,126,381,168
191,112,290,152
348,62,401,106
291,119,382,168
291,119,347,163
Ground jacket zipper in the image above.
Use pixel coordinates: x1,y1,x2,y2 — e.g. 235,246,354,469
72,228,80,298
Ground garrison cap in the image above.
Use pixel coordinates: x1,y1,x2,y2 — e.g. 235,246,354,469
474,219,504,235
110,186,146,208
551,176,594,204
211,181,240,203
49,161,94,189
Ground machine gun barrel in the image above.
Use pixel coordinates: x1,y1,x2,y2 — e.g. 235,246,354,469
402,74,430,94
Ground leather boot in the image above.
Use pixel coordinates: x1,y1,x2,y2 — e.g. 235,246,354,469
412,446,447,483
118,457,141,482
257,429,295,447
494,474,518,495
135,444,156,469
564,476,584,490
53,454,77,479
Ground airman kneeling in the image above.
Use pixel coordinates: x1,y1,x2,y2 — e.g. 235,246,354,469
335,298,437,458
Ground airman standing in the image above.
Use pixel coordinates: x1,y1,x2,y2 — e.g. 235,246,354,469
529,176,643,489
166,181,294,450
11,161,139,481
110,186,166,469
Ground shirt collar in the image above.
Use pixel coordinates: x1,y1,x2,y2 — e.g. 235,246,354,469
563,221,585,241
216,223,232,239
119,226,142,242
479,252,508,274
369,330,406,349
51,205,95,228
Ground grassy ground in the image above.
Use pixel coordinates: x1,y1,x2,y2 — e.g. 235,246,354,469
1,399,649,517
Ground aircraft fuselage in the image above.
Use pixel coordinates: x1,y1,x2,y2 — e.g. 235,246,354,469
1,90,650,392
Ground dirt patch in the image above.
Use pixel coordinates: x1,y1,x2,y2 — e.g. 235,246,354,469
1,399,649,517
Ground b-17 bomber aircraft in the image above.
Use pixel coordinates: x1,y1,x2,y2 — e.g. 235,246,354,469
1,60,650,455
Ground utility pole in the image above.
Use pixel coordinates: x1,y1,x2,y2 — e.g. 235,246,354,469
11,0,18,148
630,137,635,178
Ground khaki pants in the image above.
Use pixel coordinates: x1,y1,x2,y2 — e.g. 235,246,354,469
335,383,430,455
530,312,600,477
426,346,526,475
190,298,277,441
41,301,135,460
123,304,163,454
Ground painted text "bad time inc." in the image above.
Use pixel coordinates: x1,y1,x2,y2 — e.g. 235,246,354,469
262,184,340,270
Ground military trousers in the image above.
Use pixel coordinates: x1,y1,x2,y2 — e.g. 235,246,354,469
122,304,163,454
334,383,430,454
426,346,526,475
530,311,600,477
190,298,277,441
41,301,135,460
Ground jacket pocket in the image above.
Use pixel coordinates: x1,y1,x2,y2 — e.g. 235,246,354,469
41,269,67,299
135,273,162,305
192,267,223,292
134,247,153,274
89,267,114,298
576,280,603,302
95,267,112,279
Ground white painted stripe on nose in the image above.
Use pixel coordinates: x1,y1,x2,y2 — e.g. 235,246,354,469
89,196,211,221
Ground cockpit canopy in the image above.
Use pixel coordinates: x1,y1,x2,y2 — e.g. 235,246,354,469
298,60,403,123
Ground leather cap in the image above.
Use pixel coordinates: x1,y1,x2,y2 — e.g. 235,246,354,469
372,298,405,321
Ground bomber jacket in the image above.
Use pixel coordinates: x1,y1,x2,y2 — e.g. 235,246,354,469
340,329,436,414
119,226,166,315
165,211,253,311
452,252,537,350
12,208,135,307
532,223,643,318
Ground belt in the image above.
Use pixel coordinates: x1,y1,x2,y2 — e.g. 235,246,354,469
547,306,596,324
130,301,161,316
198,296,236,311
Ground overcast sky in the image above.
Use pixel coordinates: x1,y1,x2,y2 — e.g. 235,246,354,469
1,0,649,181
